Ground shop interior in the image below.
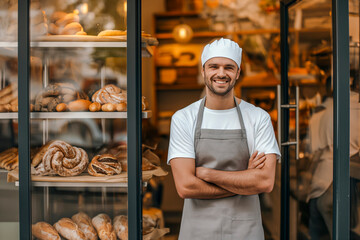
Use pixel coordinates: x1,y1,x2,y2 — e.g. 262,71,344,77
0,0,359,239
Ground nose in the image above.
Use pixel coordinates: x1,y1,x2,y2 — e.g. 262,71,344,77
217,67,226,78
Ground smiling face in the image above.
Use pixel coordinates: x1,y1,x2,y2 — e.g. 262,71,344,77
202,57,240,97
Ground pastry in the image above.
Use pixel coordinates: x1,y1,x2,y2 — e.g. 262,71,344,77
68,99,92,112
0,91,18,105
92,213,117,240
32,221,61,240
31,141,55,167
89,102,101,112
56,103,68,112
0,148,18,170
54,218,86,240
55,13,80,27
60,22,83,35
87,154,122,177
116,102,127,112
113,215,128,240
0,83,17,99
42,140,89,176
92,84,125,105
101,103,116,112
0,104,10,112
76,31,87,35
119,157,156,172
98,30,126,37
49,11,67,23
72,212,98,240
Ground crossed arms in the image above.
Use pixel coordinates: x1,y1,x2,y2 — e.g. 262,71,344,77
170,152,277,199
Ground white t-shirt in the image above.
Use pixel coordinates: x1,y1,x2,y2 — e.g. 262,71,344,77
167,99,281,164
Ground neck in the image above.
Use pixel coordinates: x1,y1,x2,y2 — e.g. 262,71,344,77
205,89,240,110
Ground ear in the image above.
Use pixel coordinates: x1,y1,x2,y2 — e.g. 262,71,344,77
236,67,241,80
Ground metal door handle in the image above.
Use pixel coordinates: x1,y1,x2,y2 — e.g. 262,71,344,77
277,85,300,160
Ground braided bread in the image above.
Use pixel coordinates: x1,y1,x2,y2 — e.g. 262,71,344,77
42,140,89,176
92,84,126,105
88,154,122,177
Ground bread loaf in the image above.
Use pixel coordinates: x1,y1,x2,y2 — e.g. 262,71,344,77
89,102,101,112
88,154,122,177
92,84,125,105
68,100,92,112
0,83,17,99
55,13,80,27
113,215,128,240
32,221,61,240
42,140,89,176
120,157,156,172
54,218,86,240
72,212,98,240
92,214,117,240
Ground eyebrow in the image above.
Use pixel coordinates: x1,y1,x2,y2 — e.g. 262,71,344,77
207,63,236,68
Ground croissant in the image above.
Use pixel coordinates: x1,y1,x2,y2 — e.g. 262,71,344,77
42,140,89,176
88,154,122,177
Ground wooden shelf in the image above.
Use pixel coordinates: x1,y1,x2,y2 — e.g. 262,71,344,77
156,84,204,90
155,28,330,40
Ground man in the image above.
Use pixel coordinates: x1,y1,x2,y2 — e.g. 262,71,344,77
167,38,281,239
307,77,360,239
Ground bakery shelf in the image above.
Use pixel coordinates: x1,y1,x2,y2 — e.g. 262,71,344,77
0,111,152,119
8,166,167,188
0,41,154,57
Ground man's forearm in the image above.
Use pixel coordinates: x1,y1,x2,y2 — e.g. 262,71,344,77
177,175,236,199
201,168,271,195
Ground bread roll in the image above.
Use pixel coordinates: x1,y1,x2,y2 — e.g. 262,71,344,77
68,99,92,112
101,103,116,112
56,103,67,112
60,22,83,35
116,102,127,112
32,221,61,240
54,218,86,240
48,22,60,35
50,11,67,23
113,215,128,240
89,102,101,112
98,30,126,37
72,212,98,240
92,214,116,240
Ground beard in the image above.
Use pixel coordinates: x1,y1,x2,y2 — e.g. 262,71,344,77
204,75,236,96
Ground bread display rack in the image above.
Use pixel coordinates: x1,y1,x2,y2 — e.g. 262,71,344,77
0,37,163,196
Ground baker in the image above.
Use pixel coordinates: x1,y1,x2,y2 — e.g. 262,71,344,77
167,38,281,239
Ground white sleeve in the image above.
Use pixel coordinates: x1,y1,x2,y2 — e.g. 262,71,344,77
254,112,281,160
167,112,195,164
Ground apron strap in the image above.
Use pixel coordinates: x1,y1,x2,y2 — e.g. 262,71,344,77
234,97,246,130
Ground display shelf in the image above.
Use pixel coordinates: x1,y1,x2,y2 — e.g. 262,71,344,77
8,166,167,188
0,111,152,119
0,41,154,57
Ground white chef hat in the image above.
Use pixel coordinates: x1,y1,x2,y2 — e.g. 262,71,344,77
201,38,242,68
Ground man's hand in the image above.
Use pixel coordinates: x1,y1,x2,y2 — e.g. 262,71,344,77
196,167,210,182
248,151,266,169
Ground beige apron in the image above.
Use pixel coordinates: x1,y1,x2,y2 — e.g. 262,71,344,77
178,97,264,240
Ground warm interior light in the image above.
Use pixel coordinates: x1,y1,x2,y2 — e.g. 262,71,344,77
124,1,127,12
79,3,88,14
172,24,193,43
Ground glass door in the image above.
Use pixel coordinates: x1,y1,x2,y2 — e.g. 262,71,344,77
280,0,353,239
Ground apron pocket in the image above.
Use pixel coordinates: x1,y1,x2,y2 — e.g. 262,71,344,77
222,217,264,240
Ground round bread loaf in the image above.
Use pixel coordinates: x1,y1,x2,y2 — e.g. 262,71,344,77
32,221,61,240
